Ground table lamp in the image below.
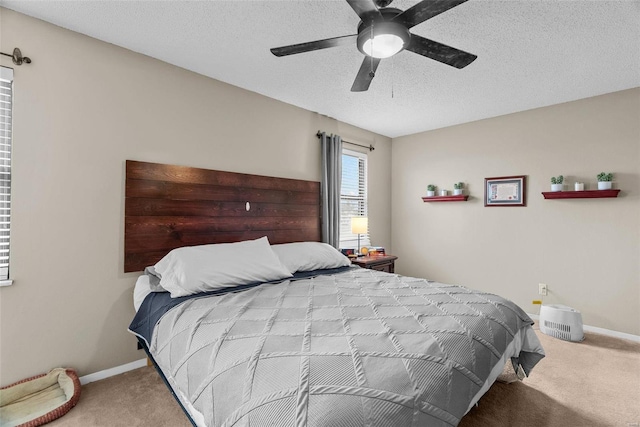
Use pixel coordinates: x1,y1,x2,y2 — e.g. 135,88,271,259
351,217,368,256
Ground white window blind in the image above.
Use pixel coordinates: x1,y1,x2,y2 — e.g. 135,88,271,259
0,67,13,281
340,149,370,249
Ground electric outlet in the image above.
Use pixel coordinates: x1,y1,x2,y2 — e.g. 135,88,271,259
538,283,548,296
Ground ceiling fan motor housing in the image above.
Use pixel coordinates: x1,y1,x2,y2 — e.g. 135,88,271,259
356,8,411,58
375,0,394,7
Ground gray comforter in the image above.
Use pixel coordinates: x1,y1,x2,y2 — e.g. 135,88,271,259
148,267,544,427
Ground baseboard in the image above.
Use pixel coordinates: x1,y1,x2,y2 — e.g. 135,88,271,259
527,313,640,343
79,358,147,385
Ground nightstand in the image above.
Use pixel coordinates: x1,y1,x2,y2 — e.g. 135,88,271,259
351,255,397,273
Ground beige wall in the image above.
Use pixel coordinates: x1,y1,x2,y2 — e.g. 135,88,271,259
392,88,640,335
0,8,392,385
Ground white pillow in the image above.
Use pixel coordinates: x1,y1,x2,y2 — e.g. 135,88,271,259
133,274,152,312
271,242,351,274
154,237,292,298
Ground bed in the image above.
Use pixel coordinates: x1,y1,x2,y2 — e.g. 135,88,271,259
125,161,544,427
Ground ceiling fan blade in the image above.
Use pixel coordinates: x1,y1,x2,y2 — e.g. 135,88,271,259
346,0,382,22
351,56,381,92
406,35,477,69
271,34,358,57
392,0,469,29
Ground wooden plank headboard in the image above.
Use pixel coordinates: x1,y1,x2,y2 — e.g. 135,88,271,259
124,160,321,272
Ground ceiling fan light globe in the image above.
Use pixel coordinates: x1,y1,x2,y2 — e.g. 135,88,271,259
356,21,410,59
363,34,404,58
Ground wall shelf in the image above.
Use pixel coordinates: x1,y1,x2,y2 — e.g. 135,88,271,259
422,195,469,202
541,189,620,199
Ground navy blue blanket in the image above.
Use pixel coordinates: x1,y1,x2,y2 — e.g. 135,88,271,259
129,266,353,344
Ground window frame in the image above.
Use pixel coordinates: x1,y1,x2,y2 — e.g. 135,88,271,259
0,66,13,286
339,148,370,249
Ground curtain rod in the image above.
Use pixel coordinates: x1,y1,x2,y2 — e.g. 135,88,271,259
316,131,375,152
0,48,31,66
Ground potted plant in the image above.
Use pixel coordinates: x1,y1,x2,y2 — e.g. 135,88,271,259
426,184,436,197
550,175,564,192
453,182,464,196
597,172,613,190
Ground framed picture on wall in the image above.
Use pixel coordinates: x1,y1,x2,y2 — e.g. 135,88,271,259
484,175,527,207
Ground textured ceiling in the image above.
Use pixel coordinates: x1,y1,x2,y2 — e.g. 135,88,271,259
1,0,639,138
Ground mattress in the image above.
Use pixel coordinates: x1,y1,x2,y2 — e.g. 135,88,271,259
130,267,544,427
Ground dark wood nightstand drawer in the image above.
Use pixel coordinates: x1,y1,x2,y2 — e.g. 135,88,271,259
351,255,397,273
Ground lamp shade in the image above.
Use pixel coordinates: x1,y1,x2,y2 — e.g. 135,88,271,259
351,217,368,234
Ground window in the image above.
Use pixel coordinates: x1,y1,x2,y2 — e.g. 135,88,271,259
340,149,369,249
0,67,13,282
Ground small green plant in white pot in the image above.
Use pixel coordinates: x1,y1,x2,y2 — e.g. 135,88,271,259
597,172,613,190
453,182,464,196
550,175,564,192
427,184,436,197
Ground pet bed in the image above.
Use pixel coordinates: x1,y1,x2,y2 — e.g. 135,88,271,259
0,368,81,427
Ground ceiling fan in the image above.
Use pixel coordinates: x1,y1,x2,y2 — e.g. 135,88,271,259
271,0,477,92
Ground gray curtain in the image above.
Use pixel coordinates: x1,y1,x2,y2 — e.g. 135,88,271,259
320,132,342,248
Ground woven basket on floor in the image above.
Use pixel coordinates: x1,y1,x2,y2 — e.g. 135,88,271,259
0,368,81,427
